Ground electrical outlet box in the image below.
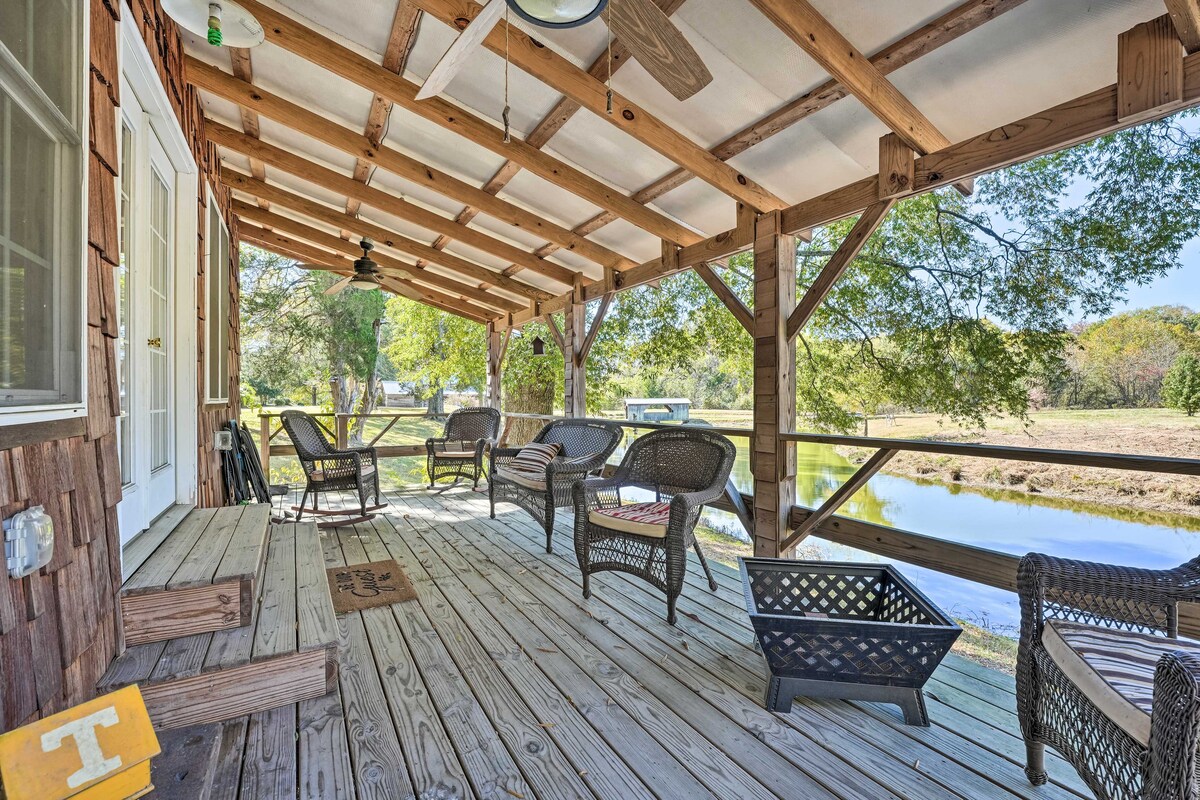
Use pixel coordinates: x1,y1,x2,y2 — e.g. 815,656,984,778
214,430,234,451
5,506,54,579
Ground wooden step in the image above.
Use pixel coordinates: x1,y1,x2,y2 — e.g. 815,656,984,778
100,522,338,729
120,504,272,646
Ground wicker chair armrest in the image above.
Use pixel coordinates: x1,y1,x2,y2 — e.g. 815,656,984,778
1146,650,1200,798
1019,553,1185,636
548,452,609,477
490,447,523,471
425,436,449,454
572,477,623,512
310,451,367,479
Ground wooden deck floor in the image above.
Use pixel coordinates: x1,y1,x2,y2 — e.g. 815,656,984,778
154,486,1095,800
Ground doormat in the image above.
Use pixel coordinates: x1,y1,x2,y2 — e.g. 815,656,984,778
326,559,417,614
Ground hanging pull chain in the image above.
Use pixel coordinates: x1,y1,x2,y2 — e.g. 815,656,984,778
605,11,613,114
503,4,512,142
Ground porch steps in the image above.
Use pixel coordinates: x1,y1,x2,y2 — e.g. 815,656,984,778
120,504,271,646
100,522,338,730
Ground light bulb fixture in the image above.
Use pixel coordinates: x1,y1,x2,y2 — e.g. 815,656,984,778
161,0,265,47
505,0,608,29
532,336,545,356
349,274,381,291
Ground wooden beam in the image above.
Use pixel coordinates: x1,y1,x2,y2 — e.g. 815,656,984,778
578,293,613,362
543,314,565,354
1117,15,1184,124
564,300,587,417
232,201,524,312
1165,0,1200,53
751,212,796,557
238,223,494,322
348,0,422,228
485,322,509,409
410,0,786,212
222,169,551,302
234,0,702,246
877,133,915,200
694,262,752,333
188,59,634,274
780,449,896,553
786,199,894,341
207,122,578,286
226,46,270,205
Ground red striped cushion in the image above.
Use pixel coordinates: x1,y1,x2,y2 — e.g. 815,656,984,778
589,501,671,538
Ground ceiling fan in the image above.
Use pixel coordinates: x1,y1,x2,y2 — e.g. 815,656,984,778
417,0,712,103
314,239,384,295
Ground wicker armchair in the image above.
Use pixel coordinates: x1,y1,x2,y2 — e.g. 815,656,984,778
1017,551,1200,800
425,407,501,489
489,418,623,553
281,410,385,526
573,427,735,625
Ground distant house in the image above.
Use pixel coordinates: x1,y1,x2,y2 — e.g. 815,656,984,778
623,398,691,422
379,381,417,408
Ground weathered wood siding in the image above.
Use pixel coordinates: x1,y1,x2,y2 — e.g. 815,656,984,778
0,0,239,730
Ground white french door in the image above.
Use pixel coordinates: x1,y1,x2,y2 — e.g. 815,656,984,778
116,85,178,541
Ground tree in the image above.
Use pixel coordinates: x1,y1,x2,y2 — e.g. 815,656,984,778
1163,353,1200,415
1075,312,1186,406
384,297,484,417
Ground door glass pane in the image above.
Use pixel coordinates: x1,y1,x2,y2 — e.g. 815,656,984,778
118,122,133,484
0,0,80,125
148,164,171,472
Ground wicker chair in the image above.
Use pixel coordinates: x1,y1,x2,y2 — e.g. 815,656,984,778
572,426,735,625
425,407,501,489
1017,551,1200,800
489,418,623,553
280,410,384,526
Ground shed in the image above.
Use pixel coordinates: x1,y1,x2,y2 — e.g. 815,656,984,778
379,380,417,408
623,398,692,423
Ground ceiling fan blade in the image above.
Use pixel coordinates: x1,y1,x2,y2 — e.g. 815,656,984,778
323,275,353,295
606,0,712,101
416,0,506,100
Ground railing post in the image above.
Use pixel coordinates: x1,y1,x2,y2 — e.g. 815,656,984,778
336,414,349,449
751,211,797,558
259,414,272,480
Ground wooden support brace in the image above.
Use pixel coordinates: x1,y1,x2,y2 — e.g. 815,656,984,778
786,199,895,341
780,448,897,553
1118,14,1185,123
579,293,613,363
694,262,753,333
543,314,565,353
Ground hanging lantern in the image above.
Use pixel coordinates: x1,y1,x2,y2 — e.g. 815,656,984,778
532,336,545,356
505,0,608,29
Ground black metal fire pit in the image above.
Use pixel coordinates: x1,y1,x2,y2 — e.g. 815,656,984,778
739,558,962,726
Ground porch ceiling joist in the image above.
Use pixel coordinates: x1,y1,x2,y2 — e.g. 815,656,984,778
347,0,422,228
207,121,580,286
409,0,785,213
506,37,1200,328
419,0,691,274
228,47,270,209
234,0,702,247
222,168,553,302
238,222,496,322
233,200,525,313
187,57,636,273
609,0,1026,218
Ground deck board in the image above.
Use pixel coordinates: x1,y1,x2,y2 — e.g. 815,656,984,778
155,486,1095,800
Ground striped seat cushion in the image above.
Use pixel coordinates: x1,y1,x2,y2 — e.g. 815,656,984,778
588,501,671,538
494,466,546,491
1043,620,1200,745
510,442,560,472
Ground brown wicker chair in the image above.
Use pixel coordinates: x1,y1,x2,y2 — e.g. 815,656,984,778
1017,551,1200,800
281,410,384,527
426,407,501,489
489,418,623,553
572,426,735,625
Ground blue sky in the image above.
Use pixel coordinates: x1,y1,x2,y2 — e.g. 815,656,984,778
1104,238,1200,321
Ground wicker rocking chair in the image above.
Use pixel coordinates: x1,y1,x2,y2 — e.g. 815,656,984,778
572,426,735,625
1017,551,1200,800
281,410,385,528
489,418,623,553
425,407,501,489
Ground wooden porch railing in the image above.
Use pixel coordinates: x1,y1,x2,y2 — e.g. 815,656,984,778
257,411,432,474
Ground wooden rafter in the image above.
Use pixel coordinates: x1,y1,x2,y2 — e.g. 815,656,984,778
786,199,895,341
569,0,1022,245
239,223,493,322
227,46,269,212
234,0,701,246
222,169,551,302
232,201,524,313
188,57,635,272
347,0,422,231
505,30,1200,329
207,122,578,286
410,0,785,212
1165,0,1200,53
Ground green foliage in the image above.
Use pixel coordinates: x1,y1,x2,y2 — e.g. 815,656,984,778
1163,353,1200,415
384,296,485,400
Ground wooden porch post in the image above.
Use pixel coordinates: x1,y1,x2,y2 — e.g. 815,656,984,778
485,321,508,410
752,211,797,557
563,299,586,417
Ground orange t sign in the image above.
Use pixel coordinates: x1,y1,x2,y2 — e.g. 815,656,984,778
0,686,159,800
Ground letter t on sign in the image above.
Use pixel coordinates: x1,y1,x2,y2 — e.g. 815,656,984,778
40,707,123,788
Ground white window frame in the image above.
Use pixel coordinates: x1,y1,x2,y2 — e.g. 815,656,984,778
0,1,90,425
205,187,231,404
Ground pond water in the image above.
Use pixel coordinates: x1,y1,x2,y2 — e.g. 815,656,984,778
613,431,1200,636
